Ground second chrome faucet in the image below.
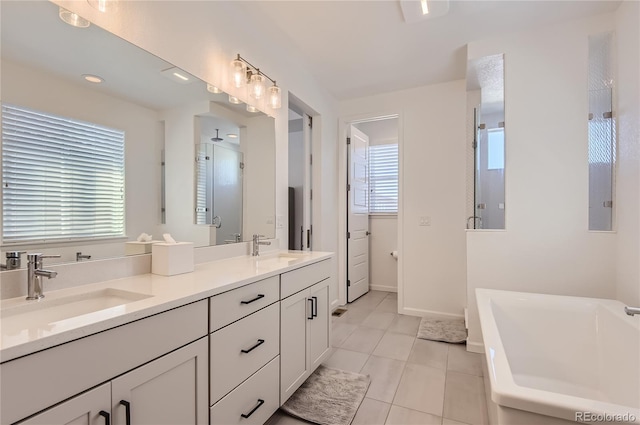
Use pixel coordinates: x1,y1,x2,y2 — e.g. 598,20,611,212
26,253,60,300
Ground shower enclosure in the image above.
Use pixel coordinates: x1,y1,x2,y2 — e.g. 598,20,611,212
467,54,505,230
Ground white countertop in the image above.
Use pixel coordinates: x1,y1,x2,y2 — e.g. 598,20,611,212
0,250,333,362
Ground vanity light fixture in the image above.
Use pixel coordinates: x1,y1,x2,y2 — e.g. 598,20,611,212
82,74,104,84
87,0,117,13
58,7,90,28
228,95,242,105
207,84,223,94
229,54,282,109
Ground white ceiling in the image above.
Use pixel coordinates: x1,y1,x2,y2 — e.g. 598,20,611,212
234,0,621,100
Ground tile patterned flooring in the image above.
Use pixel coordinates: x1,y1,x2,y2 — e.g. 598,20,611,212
267,291,489,425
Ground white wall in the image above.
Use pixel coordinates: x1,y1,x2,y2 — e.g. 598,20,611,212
340,80,467,317
614,0,640,306
53,0,341,306
465,13,619,350
0,59,162,264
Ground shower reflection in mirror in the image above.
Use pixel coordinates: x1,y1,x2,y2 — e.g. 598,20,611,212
466,54,505,230
195,116,244,245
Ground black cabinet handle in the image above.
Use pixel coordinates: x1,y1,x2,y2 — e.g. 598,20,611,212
312,296,318,318
240,399,265,419
119,400,131,425
99,410,110,425
307,298,314,320
241,294,265,305
241,339,265,354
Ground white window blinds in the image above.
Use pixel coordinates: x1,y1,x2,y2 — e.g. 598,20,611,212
369,143,398,213
2,104,125,244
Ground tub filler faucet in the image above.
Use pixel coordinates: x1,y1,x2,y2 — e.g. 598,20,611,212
26,253,61,300
624,306,640,316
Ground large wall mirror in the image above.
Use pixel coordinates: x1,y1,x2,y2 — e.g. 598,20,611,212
466,54,505,230
0,1,276,270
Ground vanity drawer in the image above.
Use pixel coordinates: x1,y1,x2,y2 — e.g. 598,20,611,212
210,356,279,425
210,275,279,331
281,259,331,299
210,302,279,404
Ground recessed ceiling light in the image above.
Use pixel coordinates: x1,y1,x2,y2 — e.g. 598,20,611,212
228,95,242,105
59,7,90,28
160,67,195,84
82,74,104,84
420,0,429,15
400,0,448,23
246,104,258,113
227,133,238,139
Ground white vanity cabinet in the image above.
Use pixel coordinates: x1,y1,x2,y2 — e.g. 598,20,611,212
18,339,208,425
208,275,281,425
2,301,209,425
279,260,332,403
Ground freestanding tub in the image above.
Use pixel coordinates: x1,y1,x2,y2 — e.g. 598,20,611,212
476,289,640,425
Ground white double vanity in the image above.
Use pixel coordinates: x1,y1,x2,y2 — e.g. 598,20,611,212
0,251,334,425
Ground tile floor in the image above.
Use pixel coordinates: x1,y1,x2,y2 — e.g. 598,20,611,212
267,291,489,425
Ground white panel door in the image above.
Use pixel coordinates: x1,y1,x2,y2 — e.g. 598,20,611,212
348,125,370,302
112,338,208,425
19,383,111,425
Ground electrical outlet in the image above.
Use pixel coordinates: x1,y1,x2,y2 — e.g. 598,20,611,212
276,215,284,229
419,216,431,226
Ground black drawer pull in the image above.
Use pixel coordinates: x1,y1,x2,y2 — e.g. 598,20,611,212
307,298,314,320
119,400,131,425
312,296,318,318
241,399,265,419
99,410,110,425
241,339,265,354
241,294,265,305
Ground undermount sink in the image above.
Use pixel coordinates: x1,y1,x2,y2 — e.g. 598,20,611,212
253,252,311,267
0,288,153,327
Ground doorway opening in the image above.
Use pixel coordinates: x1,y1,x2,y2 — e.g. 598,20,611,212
346,116,399,303
288,99,313,251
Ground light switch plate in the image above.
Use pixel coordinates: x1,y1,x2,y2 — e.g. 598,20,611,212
419,216,431,226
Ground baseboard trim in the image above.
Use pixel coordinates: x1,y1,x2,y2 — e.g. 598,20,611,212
370,285,397,293
330,299,341,312
400,307,464,319
466,339,484,353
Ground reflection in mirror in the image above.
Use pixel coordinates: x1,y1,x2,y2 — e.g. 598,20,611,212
195,116,244,244
466,54,505,230
0,1,275,269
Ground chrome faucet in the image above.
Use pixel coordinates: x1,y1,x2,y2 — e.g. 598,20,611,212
1,251,26,270
252,234,271,257
624,306,640,316
26,253,61,300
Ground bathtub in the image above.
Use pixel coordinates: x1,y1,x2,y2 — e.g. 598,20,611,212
476,289,640,425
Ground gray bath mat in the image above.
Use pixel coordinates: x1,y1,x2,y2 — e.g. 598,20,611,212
417,316,467,343
281,365,370,425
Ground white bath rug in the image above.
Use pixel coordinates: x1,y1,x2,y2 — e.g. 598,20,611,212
417,316,467,343
281,365,370,425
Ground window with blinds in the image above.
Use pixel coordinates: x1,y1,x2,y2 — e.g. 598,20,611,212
1,104,125,244
369,143,398,214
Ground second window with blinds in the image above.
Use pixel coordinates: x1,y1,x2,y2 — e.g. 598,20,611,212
369,142,399,214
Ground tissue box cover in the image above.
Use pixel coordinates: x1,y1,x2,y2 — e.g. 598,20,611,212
151,242,194,276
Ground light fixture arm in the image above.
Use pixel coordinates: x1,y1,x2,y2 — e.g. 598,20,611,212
235,54,278,87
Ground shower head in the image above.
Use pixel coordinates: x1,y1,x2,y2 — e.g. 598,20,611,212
211,129,223,142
